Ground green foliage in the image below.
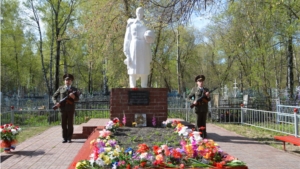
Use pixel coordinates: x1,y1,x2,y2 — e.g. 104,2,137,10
2,0,300,95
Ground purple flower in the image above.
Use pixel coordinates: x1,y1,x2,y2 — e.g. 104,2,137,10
191,139,198,158
152,116,156,127
98,147,105,153
122,113,126,126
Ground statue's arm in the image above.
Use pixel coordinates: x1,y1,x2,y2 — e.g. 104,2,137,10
123,19,133,58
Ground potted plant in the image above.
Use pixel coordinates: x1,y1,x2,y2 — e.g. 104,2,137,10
0,123,22,152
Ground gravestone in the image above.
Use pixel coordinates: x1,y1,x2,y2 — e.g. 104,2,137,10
224,85,228,99
233,79,238,97
243,95,248,107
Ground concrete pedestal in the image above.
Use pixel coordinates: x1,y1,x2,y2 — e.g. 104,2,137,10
110,88,168,127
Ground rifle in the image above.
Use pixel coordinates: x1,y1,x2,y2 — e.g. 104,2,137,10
52,90,81,110
190,87,218,109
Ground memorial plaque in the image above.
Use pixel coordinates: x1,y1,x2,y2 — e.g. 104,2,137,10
128,91,149,105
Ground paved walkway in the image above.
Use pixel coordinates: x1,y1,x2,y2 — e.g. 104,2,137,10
1,122,299,169
0,126,86,169
206,124,300,169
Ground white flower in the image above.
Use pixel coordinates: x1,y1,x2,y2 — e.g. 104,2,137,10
11,129,18,135
94,158,105,166
189,131,203,143
108,151,117,160
112,163,117,169
17,128,21,132
89,158,95,165
0,128,2,133
140,152,148,159
105,121,114,130
178,126,192,138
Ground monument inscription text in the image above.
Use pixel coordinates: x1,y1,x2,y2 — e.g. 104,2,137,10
128,91,149,105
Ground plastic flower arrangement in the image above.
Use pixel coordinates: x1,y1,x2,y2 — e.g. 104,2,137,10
162,119,180,128
76,121,247,169
106,117,120,132
122,113,126,126
89,135,121,168
0,123,22,152
152,115,156,127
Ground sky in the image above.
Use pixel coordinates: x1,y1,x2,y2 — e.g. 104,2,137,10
190,14,212,31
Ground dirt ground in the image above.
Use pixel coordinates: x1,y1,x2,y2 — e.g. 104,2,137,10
114,126,182,150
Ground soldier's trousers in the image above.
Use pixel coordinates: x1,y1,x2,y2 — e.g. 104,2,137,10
195,111,207,138
61,110,74,140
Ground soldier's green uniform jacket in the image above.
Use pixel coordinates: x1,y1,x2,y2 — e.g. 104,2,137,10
188,87,211,113
52,86,79,112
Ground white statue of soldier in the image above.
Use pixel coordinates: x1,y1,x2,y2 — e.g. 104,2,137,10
123,7,155,88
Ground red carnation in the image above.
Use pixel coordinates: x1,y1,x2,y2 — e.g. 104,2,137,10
152,145,160,155
140,161,147,167
113,118,119,123
172,149,182,159
136,143,150,153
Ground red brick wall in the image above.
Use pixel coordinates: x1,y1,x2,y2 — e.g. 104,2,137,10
110,88,168,127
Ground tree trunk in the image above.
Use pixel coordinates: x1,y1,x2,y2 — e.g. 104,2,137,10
55,40,61,91
287,36,294,98
177,28,181,95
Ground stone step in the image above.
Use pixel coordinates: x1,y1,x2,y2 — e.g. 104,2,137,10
72,118,110,139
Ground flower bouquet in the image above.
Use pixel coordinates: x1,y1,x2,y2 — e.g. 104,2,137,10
0,123,22,152
106,117,121,133
162,119,180,128
75,121,247,169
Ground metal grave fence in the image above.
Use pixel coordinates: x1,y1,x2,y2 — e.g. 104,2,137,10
241,107,299,137
1,100,299,137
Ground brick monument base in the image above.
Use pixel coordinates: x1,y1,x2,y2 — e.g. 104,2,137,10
110,88,168,127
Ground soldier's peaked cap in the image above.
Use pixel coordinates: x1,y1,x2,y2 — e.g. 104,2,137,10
63,74,74,81
195,75,205,82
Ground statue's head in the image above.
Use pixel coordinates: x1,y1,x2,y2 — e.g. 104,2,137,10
136,7,144,20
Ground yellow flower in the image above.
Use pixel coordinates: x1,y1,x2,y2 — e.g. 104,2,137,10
103,155,111,165
75,162,82,168
208,139,215,145
99,152,105,158
132,122,137,127
105,147,112,152
113,149,119,156
198,145,204,151
204,152,211,159
185,145,193,157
